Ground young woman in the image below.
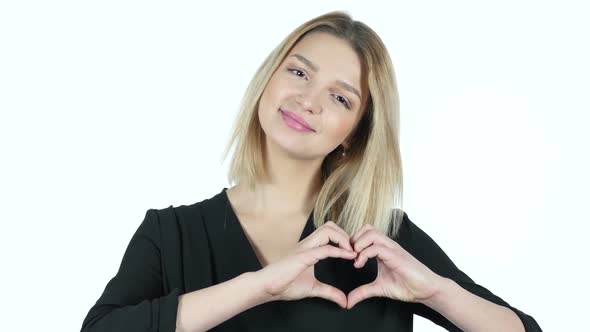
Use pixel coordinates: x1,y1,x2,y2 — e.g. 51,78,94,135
81,11,541,332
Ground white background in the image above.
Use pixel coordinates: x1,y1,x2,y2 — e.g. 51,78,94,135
1,1,588,331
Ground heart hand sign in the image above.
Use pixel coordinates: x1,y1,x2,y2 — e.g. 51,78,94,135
345,224,447,309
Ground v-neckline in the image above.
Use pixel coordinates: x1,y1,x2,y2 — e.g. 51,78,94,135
222,187,316,270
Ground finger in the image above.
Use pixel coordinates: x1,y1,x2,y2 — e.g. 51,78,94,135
350,223,373,244
300,244,357,266
352,229,396,254
311,281,348,308
354,244,395,268
347,281,381,309
323,221,353,246
322,222,355,251
304,226,354,252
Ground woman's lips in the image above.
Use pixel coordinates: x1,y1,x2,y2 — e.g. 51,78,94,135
280,109,315,132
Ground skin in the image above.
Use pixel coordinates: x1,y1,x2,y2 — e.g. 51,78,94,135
225,31,527,331
228,31,367,218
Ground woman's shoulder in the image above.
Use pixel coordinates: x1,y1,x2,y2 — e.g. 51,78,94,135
388,208,411,239
142,188,228,234
148,188,224,217
389,209,434,252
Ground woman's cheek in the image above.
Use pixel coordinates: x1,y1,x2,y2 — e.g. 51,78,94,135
328,117,356,142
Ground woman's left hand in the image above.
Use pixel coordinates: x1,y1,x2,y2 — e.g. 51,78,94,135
346,224,447,309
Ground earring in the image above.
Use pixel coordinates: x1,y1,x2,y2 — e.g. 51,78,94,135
341,146,347,157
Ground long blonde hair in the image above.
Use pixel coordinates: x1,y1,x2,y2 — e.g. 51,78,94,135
221,10,404,239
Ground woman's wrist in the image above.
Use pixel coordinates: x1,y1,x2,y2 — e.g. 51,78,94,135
240,271,278,306
418,276,454,308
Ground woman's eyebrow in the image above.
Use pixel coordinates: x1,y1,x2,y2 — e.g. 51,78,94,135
336,80,361,101
290,53,362,100
291,54,319,72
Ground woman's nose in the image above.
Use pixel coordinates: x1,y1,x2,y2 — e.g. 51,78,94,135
295,91,322,114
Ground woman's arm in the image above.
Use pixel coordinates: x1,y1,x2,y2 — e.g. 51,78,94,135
396,212,542,331
420,277,525,332
80,209,272,332
388,212,542,332
175,271,271,332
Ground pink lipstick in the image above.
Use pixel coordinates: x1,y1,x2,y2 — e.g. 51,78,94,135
280,109,315,132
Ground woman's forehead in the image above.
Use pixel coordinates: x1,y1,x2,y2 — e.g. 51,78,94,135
285,32,363,94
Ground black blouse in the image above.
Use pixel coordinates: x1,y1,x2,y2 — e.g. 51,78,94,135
81,188,542,331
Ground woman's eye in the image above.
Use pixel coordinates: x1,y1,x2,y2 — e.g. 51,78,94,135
287,67,350,110
335,95,351,109
287,68,307,79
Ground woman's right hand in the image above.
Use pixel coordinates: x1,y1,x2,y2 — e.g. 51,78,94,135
255,221,357,308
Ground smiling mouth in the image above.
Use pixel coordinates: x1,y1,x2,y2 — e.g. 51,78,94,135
279,109,315,132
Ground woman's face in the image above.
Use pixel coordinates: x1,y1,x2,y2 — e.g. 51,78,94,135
258,31,366,161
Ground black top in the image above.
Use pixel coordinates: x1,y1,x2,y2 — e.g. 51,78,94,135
81,188,542,331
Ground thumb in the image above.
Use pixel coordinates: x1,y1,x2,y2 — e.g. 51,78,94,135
310,280,348,309
347,281,382,309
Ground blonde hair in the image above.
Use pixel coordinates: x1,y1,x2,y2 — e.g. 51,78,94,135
221,10,404,239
